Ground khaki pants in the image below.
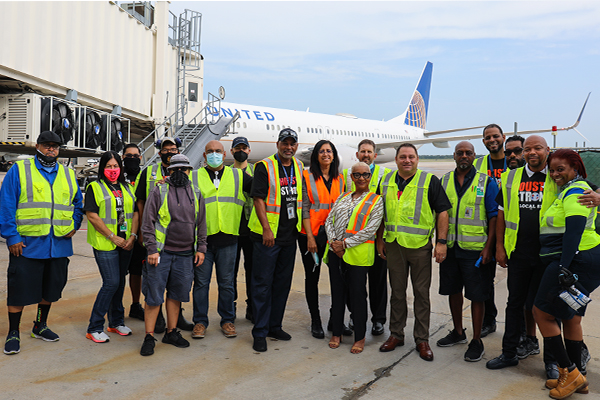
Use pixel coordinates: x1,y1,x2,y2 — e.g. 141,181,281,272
386,240,433,345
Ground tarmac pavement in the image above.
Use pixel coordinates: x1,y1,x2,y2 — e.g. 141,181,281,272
0,162,599,399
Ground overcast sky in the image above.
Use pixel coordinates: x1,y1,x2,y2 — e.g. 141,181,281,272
169,1,600,155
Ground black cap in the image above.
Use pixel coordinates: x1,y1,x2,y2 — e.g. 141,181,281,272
232,136,250,148
37,131,62,145
278,128,298,143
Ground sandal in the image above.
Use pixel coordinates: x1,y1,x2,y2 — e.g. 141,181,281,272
329,336,342,349
351,339,365,354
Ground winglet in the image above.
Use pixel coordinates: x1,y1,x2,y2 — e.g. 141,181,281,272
403,61,433,130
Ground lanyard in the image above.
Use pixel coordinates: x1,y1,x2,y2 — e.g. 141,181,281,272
276,154,294,191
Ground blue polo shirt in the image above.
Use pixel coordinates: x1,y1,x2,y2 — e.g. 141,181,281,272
0,156,84,259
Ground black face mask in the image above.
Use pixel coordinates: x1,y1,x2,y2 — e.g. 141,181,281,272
37,149,58,168
170,170,189,187
161,152,175,165
233,151,249,163
123,157,141,176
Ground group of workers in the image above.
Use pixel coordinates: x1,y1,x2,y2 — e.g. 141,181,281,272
2,124,600,399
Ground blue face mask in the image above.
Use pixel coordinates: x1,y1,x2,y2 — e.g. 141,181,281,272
206,152,223,168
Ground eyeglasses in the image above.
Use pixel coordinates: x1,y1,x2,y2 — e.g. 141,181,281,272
123,153,141,159
505,148,523,156
318,149,333,154
161,149,178,154
352,172,372,180
41,143,60,150
455,150,474,157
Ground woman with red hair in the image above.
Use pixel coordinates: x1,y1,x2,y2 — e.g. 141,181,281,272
533,149,600,399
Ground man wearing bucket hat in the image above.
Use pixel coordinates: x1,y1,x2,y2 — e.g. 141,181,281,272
139,154,207,356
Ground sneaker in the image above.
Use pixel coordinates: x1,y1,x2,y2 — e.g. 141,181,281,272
140,334,156,356
486,353,519,369
129,303,145,321
546,363,560,380
86,331,110,343
4,330,20,355
31,323,59,342
253,337,267,352
267,329,292,341
155,310,166,334
162,329,190,348
581,343,591,376
464,339,485,362
516,336,540,359
436,328,467,347
107,326,132,336
221,323,237,338
192,323,206,339
480,322,497,338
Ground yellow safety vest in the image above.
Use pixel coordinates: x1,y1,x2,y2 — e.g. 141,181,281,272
86,180,135,251
540,180,600,255
248,155,304,238
153,183,200,253
15,158,78,237
501,167,557,258
144,164,164,199
441,170,489,251
191,166,245,236
381,169,435,249
344,164,391,193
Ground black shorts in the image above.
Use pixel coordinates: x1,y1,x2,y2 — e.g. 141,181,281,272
7,255,69,306
439,248,489,302
128,241,146,276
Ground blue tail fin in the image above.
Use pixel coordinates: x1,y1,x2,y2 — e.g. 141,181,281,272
403,61,433,129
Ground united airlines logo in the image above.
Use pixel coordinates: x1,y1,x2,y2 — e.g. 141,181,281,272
210,107,275,121
404,91,426,129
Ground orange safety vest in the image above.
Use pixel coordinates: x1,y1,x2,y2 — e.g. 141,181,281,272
300,170,343,236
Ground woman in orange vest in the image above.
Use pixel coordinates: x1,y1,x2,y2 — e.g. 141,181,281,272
299,140,344,339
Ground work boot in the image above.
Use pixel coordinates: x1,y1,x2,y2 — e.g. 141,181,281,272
549,367,587,399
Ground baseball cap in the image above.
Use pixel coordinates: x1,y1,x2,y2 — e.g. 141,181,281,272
232,136,250,148
161,137,178,148
278,128,298,143
37,131,63,145
168,154,193,170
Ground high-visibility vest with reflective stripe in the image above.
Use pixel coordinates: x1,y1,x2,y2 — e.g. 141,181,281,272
344,164,391,193
300,170,343,236
540,180,600,254
15,159,78,237
475,155,505,188
248,155,304,238
191,166,245,236
145,164,164,199
87,180,135,251
340,191,381,266
381,169,435,248
441,170,489,250
232,164,255,220
154,183,200,253
501,167,557,258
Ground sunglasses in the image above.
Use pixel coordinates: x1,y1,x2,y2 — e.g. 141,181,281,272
505,148,523,156
352,172,372,179
455,150,474,157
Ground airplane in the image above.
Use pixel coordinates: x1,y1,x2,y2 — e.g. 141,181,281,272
210,61,590,169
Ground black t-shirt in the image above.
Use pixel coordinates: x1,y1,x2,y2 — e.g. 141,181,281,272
83,181,138,239
488,157,505,184
135,164,170,203
392,172,452,213
250,160,299,246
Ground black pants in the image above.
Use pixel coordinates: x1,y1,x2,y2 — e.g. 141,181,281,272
234,234,254,308
328,252,368,342
297,234,328,322
502,254,546,358
483,260,498,326
368,250,388,324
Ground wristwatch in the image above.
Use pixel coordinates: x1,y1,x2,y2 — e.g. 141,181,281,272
436,238,447,245
131,233,138,240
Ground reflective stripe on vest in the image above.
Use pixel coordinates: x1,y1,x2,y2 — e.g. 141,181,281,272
145,164,164,199
441,170,489,250
191,167,245,236
15,159,77,236
337,191,381,266
301,170,343,236
381,169,434,248
232,163,255,220
248,155,304,238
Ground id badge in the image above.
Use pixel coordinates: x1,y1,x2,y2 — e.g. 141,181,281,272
119,221,128,233
464,207,473,219
476,186,485,197
287,203,295,219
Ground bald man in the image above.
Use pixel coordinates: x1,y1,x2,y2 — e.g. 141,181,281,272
189,140,253,339
436,141,499,362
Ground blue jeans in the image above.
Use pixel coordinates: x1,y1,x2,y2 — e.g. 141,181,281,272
88,247,132,333
251,241,297,338
193,242,238,327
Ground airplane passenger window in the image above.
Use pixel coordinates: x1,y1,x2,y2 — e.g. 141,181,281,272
243,122,247,128
237,122,240,128
319,129,322,133
266,124,270,130
271,125,274,130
